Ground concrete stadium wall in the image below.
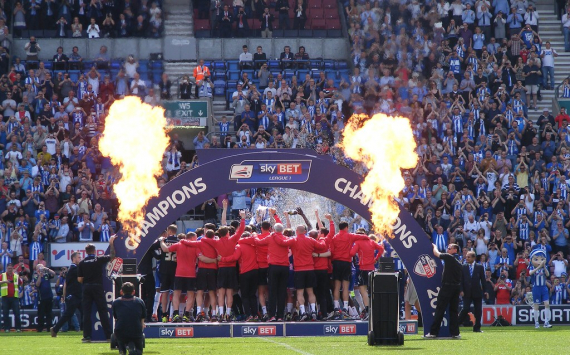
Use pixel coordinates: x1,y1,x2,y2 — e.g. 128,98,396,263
11,37,350,62
11,38,164,61
197,38,350,60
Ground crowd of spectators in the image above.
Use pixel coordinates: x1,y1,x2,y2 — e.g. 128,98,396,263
12,0,163,38
178,28,570,306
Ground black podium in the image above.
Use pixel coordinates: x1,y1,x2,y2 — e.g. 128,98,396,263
368,271,404,346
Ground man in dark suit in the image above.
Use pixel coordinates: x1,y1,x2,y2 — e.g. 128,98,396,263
260,8,274,38
218,5,233,38
458,251,486,332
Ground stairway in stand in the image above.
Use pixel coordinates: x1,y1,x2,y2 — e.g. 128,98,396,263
530,1,568,120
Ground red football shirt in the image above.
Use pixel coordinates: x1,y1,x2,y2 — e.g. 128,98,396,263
350,239,385,271
169,242,199,278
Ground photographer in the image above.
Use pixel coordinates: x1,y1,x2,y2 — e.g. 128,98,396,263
24,36,41,61
494,269,513,304
34,264,56,332
112,282,146,355
179,75,193,100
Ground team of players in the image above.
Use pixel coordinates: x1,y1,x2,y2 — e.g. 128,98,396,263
148,208,384,323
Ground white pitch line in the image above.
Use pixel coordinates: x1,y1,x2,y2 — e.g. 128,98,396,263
259,337,315,355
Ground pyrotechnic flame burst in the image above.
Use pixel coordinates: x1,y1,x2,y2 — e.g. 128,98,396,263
341,113,418,237
99,97,170,245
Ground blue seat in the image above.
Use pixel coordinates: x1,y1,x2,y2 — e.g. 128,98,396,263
310,60,322,69
227,60,239,71
153,72,162,83
213,61,226,71
227,80,237,89
139,60,149,69
68,70,80,82
323,60,334,70
144,80,152,88
151,61,163,69
335,61,348,70
214,79,226,96
110,60,122,69
213,71,226,80
43,61,53,70
283,70,295,79
268,60,280,70
228,70,240,80
311,69,321,79
297,69,310,79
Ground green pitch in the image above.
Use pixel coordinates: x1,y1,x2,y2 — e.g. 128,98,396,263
0,327,567,354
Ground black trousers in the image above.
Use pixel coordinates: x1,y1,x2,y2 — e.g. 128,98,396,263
53,295,81,333
37,297,53,331
82,284,112,339
116,335,144,355
458,296,483,331
267,265,288,319
314,270,329,315
430,284,460,337
240,269,258,317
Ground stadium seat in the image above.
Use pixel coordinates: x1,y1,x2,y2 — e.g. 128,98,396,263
299,29,312,37
312,19,326,29
308,0,321,8
335,61,348,70
227,60,239,71
283,69,296,79
241,69,254,78
227,80,238,89
110,60,122,70
297,69,310,79
322,0,336,8
328,19,341,29
268,60,281,70
311,69,321,79
311,9,324,19
213,71,227,80
214,79,226,96
227,70,240,80
310,60,322,69
213,61,226,71
272,29,284,37
323,60,334,70
323,8,339,19
43,61,53,70
43,30,57,38
68,70,81,82
194,19,211,30
153,72,162,83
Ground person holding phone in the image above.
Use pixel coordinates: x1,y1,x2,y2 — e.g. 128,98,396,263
1,263,23,332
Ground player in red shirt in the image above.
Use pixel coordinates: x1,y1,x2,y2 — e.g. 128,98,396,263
312,212,335,319
329,221,369,318
199,211,245,322
256,222,291,321
350,234,384,320
185,229,219,322
218,231,260,321
255,220,272,321
274,223,327,321
160,232,200,323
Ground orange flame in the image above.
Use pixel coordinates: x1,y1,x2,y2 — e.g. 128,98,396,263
99,97,170,244
341,113,418,237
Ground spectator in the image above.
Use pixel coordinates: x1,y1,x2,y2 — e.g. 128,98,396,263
540,41,558,90
239,45,253,70
275,0,290,30
24,36,41,61
260,8,274,39
563,7,570,52
86,18,101,38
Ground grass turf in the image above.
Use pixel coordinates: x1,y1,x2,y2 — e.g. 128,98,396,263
0,327,567,354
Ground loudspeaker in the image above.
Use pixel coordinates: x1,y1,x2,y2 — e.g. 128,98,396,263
122,258,137,274
368,272,404,346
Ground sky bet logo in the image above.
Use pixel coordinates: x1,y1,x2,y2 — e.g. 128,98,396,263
159,327,194,337
229,160,311,184
241,326,276,336
323,324,356,335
